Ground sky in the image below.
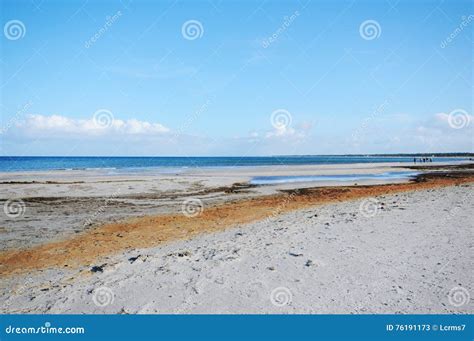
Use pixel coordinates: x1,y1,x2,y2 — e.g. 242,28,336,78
0,0,472,156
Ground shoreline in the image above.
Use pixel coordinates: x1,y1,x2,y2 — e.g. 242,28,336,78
0,160,470,176
1,167,473,277
1,162,432,252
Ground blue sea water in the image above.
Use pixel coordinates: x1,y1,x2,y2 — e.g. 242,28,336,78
0,156,469,173
250,171,420,185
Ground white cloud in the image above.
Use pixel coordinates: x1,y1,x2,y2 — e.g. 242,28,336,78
418,111,472,134
345,109,473,155
434,111,472,129
3,111,471,156
265,120,313,139
265,125,296,138
14,114,170,137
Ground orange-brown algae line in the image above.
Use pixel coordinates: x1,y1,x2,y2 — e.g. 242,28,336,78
0,176,472,277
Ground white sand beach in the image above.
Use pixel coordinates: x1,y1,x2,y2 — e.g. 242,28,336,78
0,183,472,314
0,162,472,314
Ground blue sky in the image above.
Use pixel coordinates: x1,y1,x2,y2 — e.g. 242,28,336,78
1,0,472,156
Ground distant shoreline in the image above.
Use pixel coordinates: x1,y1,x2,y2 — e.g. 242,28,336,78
1,153,473,158
0,155,472,173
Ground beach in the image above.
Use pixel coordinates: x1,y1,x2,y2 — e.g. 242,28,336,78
2,1,472,337
0,162,473,313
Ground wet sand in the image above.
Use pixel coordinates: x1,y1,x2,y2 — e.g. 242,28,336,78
0,161,465,251
1,168,473,276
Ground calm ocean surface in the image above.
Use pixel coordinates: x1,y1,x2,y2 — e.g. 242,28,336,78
0,156,469,173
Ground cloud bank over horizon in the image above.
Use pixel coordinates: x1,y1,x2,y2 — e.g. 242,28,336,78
1,109,471,156
12,114,170,137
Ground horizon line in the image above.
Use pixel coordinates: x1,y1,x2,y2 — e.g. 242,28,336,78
1,153,473,158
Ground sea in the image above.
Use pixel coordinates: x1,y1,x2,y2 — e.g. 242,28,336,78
0,155,469,173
